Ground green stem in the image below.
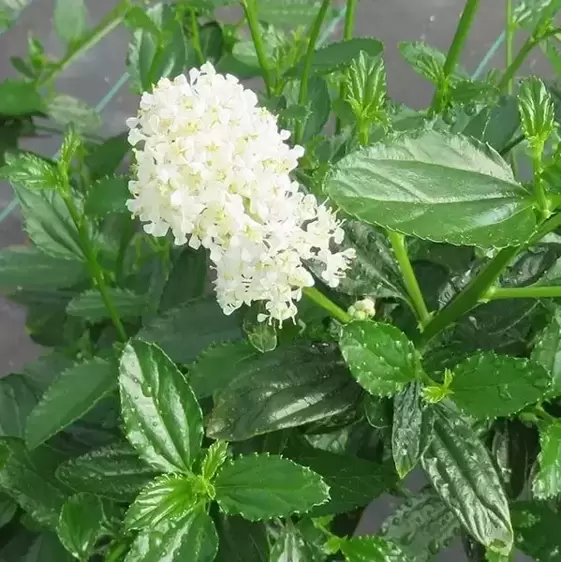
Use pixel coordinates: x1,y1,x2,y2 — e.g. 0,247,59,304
242,0,273,96
38,1,129,87
505,0,514,95
499,133,524,156
533,149,550,220
485,285,561,300
303,286,352,324
189,9,204,65
387,231,431,328
62,194,128,341
430,0,481,110
294,0,331,144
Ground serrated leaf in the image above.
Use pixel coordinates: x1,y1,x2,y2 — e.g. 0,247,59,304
124,474,200,531
47,94,101,133
286,38,383,77
125,507,218,562
214,454,329,520
532,313,561,397
215,514,269,562
381,489,459,561
340,536,412,562
84,176,130,217
1,152,62,190
533,420,561,499
119,340,203,473
450,353,551,419
201,441,228,481
139,298,243,364
67,288,146,320
399,41,446,84
0,374,37,439
421,406,513,555
56,442,159,502
207,342,361,441
54,0,87,43
25,357,117,449
0,78,42,115
518,77,555,149
0,494,17,529
85,132,129,181
392,382,434,478
339,321,421,397
326,129,536,248
57,493,105,560
244,320,277,353
270,522,315,562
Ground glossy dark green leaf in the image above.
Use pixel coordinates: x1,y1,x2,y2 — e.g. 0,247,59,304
215,514,269,562
84,176,130,217
0,374,37,439
54,0,87,43
399,41,446,84
381,489,459,561
392,382,433,478
214,454,329,520
84,132,129,181
533,420,561,499
339,321,421,397
119,340,203,473
270,523,316,562
326,129,536,248
25,532,74,562
421,406,513,555
25,357,117,449
124,474,200,530
57,493,105,560
139,298,243,365
1,153,62,190
340,536,412,562
532,312,561,396
67,288,146,320
0,79,42,115
125,507,218,562
56,441,159,502
286,38,383,77
518,76,555,149
0,493,17,529
207,342,361,441
511,501,561,561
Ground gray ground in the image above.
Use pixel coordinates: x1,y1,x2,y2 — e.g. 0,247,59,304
0,1,550,560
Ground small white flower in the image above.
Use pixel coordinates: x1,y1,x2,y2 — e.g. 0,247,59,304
127,63,354,322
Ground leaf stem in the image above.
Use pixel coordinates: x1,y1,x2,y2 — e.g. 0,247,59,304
294,0,331,144
242,0,273,96
485,285,561,300
189,9,204,65
499,133,525,156
430,0,481,111
505,0,514,96
303,286,351,324
387,231,431,328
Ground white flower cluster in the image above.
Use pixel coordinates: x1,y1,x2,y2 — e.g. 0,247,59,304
126,62,354,322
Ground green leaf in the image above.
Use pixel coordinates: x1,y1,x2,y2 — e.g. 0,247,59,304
199,22,224,63
124,474,201,530
0,79,42,115
84,132,129,181
25,532,74,562
67,288,146,320
339,321,421,397
392,382,433,478
326,129,536,248
270,522,316,562
0,494,17,529
0,374,37,439
533,420,561,499
421,405,513,555
214,454,329,520
381,489,459,561
125,507,218,562
511,501,561,561
286,38,383,77
138,297,243,365
1,153,62,190
207,342,361,441
59,126,81,171
513,0,561,28
340,536,412,562
399,41,446,84
56,442,159,502
84,176,130,217
124,5,161,35
25,357,117,449
449,353,551,419
257,0,325,27
47,94,101,132
201,441,229,481
532,313,561,397
54,0,87,43
518,76,555,150
57,493,105,560
119,340,203,473
215,514,269,562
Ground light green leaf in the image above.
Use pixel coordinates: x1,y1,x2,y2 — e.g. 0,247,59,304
513,0,561,29
215,514,269,562
392,382,433,478
533,420,561,499
201,441,229,481
381,489,459,561
532,313,561,397
54,0,87,43
326,129,536,248
286,38,383,77
0,494,17,530
84,176,130,217
56,442,159,502
244,319,277,353
1,153,62,190
214,454,329,520
57,493,105,560
270,522,315,562
450,353,551,419
340,536,412,562
518,76,555,150
25,357,117,449
339,321,421,397
119,340,203,473
257,0,325,27
207,343,361,441
67,288,146,320
139,297,243,365
399,41,446,84
0,79,42,115
47,94,101,132
0,374,37,439
421,405,513,555
59,126,81,171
